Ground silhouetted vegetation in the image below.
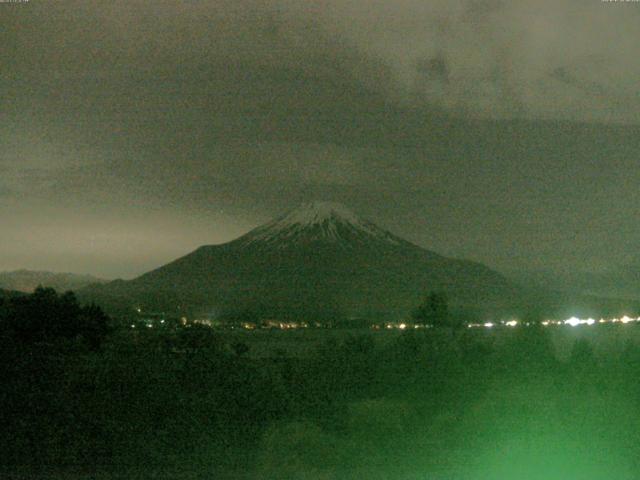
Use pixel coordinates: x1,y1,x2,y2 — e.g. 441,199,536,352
0,286,110,350
2,298,640,479
412,291,457,328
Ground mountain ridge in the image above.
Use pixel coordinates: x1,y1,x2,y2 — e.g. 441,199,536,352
80,202,518,319
234,201,415,249
0,270,108,294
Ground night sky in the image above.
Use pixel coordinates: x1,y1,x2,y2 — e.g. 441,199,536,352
2,0,640,279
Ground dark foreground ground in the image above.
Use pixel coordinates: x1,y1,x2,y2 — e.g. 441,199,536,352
3,323,640,480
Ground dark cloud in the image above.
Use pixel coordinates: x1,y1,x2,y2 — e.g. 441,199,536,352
4,1,639,122
1,0,639,277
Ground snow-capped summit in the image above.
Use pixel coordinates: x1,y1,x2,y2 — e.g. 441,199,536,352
238,201,402,247
273,201,363,227
81,201,515,319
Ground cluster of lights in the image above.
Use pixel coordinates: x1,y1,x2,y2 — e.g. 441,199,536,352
468,320,518,329
563,317,595,327
380,323,429,330
468,316,640,329
130,312,640,331
259,320,308,329
557,315,640,327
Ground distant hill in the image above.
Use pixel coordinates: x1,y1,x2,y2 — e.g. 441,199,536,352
505,267,640,302
81,202,520,320
0,270,108,294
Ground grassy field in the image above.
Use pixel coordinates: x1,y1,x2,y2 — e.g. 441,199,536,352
3,321,640,479
220,323,640,361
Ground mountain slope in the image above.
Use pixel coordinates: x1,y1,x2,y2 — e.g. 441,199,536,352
505,266,640,301
81,202,518,319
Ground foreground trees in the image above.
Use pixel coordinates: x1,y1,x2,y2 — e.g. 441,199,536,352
1,289,639,478
0,286,110,350
412,291,453,328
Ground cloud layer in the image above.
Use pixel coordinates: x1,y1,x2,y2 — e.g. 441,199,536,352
4,0,640,122
2,1,640,277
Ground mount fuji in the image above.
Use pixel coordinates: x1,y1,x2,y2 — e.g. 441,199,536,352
81,202,517,320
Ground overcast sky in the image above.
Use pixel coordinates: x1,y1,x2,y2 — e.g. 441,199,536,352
2,0,640,278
